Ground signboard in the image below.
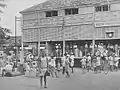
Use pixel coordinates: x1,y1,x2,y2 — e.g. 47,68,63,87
95,21,120,27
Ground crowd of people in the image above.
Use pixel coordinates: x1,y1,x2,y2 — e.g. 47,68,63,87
0,43,120,89
81,44,120,74
24,51,75,88
0,52,24,77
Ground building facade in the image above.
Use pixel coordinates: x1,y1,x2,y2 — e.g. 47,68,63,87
20,0,120,57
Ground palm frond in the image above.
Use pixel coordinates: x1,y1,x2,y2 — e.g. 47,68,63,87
4,28,11,33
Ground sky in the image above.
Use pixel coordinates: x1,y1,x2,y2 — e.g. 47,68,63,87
0,0,46,36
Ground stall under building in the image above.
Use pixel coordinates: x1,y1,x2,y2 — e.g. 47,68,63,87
20,0,120,57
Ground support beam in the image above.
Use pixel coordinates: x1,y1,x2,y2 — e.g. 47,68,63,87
92,39,95,55
38,29,40,56
21,16,24,64
15,16,17,59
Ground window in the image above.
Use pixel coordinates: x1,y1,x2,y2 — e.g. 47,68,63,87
65,8,78,15
46,10,58,17
52,11,58,16
102,5,109,11
95,5,109,12
65,9,71,15
46,11,51,17
95,6,102,12
72,8,78,14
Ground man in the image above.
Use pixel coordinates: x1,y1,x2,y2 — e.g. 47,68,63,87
86,53,92,72
69,53,75,73
61,53,66,75
114,54,119,71
109,55,114,72
64,55,70,78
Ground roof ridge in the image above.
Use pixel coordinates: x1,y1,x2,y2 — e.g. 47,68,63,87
20,0,120,13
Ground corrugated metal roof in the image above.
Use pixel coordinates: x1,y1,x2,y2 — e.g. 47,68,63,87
20,0,119,13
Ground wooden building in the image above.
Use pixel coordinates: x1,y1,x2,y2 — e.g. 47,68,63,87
20,0,120,57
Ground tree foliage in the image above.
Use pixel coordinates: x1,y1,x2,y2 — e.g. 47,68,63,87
0,0,11,44
0,27,11,44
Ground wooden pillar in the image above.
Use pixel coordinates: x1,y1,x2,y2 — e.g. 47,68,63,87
38,29,40,56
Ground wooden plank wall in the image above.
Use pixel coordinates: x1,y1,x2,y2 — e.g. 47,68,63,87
22,3,120,42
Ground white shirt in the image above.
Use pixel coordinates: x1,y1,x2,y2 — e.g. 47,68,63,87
70,55,74,67
5,64,12,72
81,58,86,65
61,56,66,67
96,57,101,66
40,57,47,68
49,58,56,67
87,56,91,61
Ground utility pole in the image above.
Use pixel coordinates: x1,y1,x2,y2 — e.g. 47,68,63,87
15,16,21,61
21,16,24,64
62,17,65,57
38,29,40,57
92,3,96,56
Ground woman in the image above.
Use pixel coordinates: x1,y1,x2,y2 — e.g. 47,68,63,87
81,56,87,73
49,56,58,77
96,55,101,73
37,52,49,88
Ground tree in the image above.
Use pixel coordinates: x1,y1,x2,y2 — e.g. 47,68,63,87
0,27,11,45
0,0,11,45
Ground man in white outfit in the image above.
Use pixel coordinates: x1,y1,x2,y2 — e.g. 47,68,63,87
70,53,74,73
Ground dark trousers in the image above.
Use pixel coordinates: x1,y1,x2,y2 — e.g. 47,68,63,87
2,69,6,77
71,66,74,73
62,67,65,75
40,75,47,88
66,71,70,77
